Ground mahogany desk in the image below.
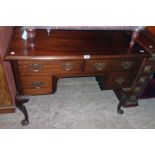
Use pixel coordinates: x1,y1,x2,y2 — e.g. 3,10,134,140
5,28,155,125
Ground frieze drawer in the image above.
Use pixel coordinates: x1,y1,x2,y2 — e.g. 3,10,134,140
84,59,142,73
18,60,83,75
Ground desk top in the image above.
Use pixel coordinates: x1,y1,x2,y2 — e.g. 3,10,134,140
6,28,150,60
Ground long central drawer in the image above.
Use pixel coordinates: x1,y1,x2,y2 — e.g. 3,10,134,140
18,60,83,75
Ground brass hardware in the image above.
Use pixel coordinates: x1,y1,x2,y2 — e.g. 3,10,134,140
143,65,152,73
62,62,73,71
121,61,132,70
149,54,155,61
139,77,146,84
122,88,132,93
134,87,141,93
149,57,155,61
94,62,106,71
29,64,43,72
129,95,137,101
31,82,44,89
115,77,125,84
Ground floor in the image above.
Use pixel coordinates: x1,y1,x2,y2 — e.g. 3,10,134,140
0,77,155,129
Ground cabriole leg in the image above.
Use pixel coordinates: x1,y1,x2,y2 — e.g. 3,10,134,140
15,97,29,126
117,101,124,115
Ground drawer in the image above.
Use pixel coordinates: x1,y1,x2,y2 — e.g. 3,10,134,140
105,72,135,89
23,88,52,95
20,75,52,95
84,58,142,73
18,60,83,75
84,59,111,72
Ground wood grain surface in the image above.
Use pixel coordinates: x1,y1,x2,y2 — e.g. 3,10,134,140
0,62,12,107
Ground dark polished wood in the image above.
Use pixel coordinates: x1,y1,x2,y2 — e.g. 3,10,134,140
15,96,29,125
114,89,139,107
135,27,155,99
5,27,155,120
6,29,150,60
11,61,24,94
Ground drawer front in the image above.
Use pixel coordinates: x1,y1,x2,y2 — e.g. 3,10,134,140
105,72,135,89
18,60,83,75
20,75,52,95
84,59,142,73
23,88,52,95
84,59,111,72
111,59,142,71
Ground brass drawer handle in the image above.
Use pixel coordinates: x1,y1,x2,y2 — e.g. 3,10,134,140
62,62,74,71
143,65,152,73
139,77,146,84
115,77,125,84
31,82,44,89
94,62,106,71
129,95,137,101
134,87,142,93
29,64,43,72
121,61,133,70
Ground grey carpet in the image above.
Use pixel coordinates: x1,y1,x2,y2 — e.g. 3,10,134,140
0,77,155,129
